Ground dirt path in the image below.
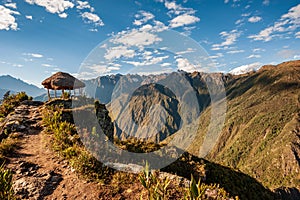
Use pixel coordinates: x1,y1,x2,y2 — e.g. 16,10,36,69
6,101,102,199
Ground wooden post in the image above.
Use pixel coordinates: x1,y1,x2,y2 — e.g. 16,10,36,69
62,89,65,98
54,89,57,98
47,89,50,100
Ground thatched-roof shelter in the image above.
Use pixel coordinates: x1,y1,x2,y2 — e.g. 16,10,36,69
42,72,85,100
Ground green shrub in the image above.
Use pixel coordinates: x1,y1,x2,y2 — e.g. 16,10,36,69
42,105,113,183
115,138,164,153
139,161,171,200
183,175,235,200
0,92,30,118
0,163,14,200
62,92,70,99
0,138,18,157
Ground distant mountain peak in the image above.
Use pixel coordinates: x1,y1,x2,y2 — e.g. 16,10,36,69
229,62,262,75
0,75,45,97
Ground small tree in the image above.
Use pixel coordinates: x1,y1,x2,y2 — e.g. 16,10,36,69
3,91,10,101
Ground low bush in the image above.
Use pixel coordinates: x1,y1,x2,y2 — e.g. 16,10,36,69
42,105,113,183
0,92,30,118
0,162,14,200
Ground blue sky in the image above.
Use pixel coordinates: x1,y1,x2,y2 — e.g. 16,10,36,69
0,0,300,87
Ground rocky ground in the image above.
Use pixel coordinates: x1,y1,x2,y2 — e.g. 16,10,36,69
2,101,188,200
4,101,102,199
0,100,242,200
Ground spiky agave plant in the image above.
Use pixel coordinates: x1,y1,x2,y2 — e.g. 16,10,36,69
139,161,171,200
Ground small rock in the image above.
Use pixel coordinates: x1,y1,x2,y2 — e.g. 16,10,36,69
51,175,63,183
11,132,24,138
16,125,26,131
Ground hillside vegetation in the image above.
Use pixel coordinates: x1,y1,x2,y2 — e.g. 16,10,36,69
40,99,239,199
188,60,300,191
0,60,299,199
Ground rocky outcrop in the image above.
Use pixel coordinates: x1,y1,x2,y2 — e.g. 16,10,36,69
0,101,43,141
92,72,229,142
12,161,62,199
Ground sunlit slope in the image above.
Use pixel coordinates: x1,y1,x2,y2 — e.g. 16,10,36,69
188,60,300,190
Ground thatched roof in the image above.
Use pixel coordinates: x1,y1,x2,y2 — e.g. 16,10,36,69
42,72,85,90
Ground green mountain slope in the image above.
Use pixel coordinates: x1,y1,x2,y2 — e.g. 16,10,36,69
188,60,300,190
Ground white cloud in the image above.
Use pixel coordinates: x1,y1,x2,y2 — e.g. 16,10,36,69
176,48,195,55
1,60,23,67
89,64,111,74
212,30,241,50
227,50,245,54
4,3,17,9
25,15,33,20
277,49,297,59
241,13,251,17
24,58,33,62
109,63,121,68
211,47,222,51
31,53,43,58
139,24,153,31
42,64,52,67
124,55,169,67
224,0,242,7
247,54,261,59
107,66,120,71
81,63,121,77
152,20,168,32
176,58,201,72
89,28,98,32
294,55,300,59
229,62,262,75
209,53,224,59
12,64,23,68
104,46,135,60
111,29,162,48
169,14,200,28
81,12,104,26
161,63,172,67
159,0,199,30
165,1,180,10
25,0,74,18
296,32,300,38
76,1,104,27
181,26,196,36
249,4,300,41
263,0,270,6
58,13,68,18
76,1,93,11
23,53,44,58
164,1,195,15
235,19,243,25
248,26,274,41
0,5,20,30
248,16,262,23
133,11,154,26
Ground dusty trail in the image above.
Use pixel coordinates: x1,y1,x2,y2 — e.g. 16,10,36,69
6,101,101,200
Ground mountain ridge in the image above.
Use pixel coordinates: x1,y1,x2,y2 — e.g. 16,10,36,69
0,75,45,98
83,60,300,194
187,60,300,191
